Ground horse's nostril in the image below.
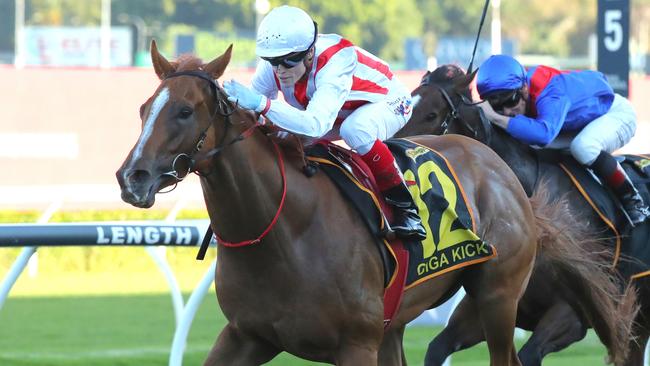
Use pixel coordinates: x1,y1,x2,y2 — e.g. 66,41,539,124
126,169,152,186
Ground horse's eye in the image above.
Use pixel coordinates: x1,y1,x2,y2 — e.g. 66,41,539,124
179,107,194,119
426,112,437,121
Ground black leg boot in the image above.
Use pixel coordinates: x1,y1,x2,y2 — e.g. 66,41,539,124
382,181,427,241
591,151,650,226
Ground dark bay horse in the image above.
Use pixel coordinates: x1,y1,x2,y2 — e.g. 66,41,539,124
397,65,643,365
117,43,618,365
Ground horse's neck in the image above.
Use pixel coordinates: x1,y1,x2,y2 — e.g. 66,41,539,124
200,126,293,247
487,127,540,194
456,103,540,194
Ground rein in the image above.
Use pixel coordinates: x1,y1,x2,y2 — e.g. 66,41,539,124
159,70,288,252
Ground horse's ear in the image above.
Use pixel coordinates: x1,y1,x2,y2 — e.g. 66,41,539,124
150,39,175,80
203,44,233,80
454,68,478,93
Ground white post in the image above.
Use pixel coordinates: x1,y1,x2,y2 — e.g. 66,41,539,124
0,200,60,309
14,0,25,68
490,0,502,54
100,0,112,69
27,201,62,277
169,259,216,366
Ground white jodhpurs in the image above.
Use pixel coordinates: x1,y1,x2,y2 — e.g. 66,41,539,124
547,94,637,165
339,80,413,155
571,94,637,165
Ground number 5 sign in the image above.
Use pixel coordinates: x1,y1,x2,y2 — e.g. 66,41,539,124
598,0,629,97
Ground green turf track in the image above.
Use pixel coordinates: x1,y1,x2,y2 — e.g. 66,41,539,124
0,293,611,366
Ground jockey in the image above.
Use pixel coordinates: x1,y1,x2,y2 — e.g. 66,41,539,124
476,54,649,226
223,5,426,241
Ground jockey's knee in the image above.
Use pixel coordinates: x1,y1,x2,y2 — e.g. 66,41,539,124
340,122,376,154
570,136,602,166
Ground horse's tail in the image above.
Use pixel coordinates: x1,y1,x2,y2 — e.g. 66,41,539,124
530,182,639,365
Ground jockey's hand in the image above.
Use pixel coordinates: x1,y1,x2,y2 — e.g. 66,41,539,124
476,100,510,130
475,100,498,119
223,79,266,112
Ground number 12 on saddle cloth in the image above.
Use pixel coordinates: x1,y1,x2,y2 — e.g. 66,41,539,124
306,138,496,289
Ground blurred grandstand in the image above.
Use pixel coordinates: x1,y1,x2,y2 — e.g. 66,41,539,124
0,0,648,211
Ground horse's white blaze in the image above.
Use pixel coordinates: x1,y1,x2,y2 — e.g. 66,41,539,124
411,94,422,108
132,87,170,161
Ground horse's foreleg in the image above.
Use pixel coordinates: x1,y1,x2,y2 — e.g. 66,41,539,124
517,300,587,366
424,296,485,366
203,324,280,366
336,344,379,366
476,292,521,366
378,326,406,366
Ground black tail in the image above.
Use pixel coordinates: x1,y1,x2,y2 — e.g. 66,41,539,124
530,182,639,365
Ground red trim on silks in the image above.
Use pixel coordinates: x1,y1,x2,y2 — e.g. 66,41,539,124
608,167,626,188
294,78,309,108
528,65,567,117
383,238,409,330
261,98,271,115
341,100,369,110
215,140,287,247
356,50,394,80
361,139,402,191
315,38,354,75
351,76,389,95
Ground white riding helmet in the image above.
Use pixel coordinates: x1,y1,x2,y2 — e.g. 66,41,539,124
256,6,317,58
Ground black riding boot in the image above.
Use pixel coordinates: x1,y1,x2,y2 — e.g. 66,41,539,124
591,151,650,226
382,181,427,241
615,174,650,226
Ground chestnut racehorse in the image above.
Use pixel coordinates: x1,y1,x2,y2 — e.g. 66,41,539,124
397,65,641,366
117,43,611,365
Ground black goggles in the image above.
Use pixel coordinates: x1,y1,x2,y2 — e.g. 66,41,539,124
262,49,311,68
261,22,318,68
485,90,523,112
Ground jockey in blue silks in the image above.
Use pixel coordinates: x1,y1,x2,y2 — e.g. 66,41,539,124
476,54,649,226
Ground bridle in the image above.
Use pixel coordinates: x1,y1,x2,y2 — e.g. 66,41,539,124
153,70,287,250
419,74,492,144
157,70,255,190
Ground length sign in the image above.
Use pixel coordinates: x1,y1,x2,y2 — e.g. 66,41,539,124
0,222,210,247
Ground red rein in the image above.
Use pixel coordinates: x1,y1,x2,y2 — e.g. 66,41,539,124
214,140,287,247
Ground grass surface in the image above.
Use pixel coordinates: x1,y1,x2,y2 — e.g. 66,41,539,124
0,272,612,365
0,293,611,366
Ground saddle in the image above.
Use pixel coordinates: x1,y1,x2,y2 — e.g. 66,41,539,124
536,150,650,277
306,138,496,327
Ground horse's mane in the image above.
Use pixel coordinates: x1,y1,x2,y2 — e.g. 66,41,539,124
423,64,472,100
429,64,467,86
